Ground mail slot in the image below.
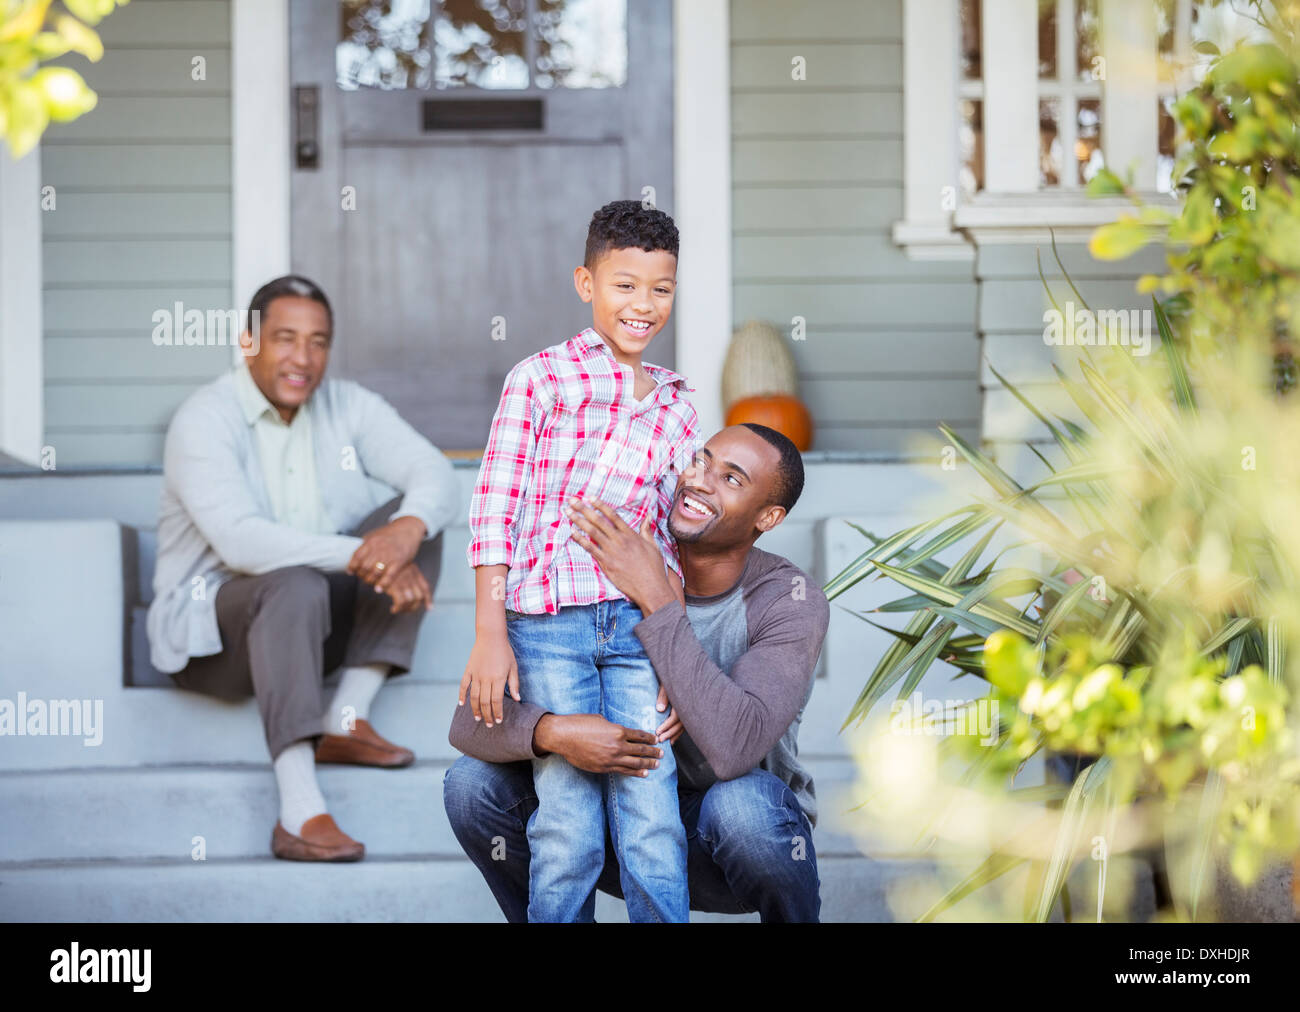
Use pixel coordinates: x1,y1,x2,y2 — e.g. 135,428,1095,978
421,98,544,132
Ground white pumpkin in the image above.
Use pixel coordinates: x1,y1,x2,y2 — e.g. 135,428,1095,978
721,319,800,412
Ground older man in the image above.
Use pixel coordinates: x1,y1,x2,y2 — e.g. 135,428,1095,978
148,275,459,862
443,423,829,921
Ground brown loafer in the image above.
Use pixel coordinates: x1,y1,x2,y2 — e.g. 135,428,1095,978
271,813,365,862
315,718,415,768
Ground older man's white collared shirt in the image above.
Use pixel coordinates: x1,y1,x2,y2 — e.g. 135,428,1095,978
233,362,334,536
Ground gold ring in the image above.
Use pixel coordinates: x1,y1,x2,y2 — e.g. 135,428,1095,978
374,561,386,572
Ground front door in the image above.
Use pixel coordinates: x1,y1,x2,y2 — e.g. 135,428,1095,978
289,0,675,453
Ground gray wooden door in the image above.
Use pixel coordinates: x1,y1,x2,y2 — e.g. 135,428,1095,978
289,0,675,452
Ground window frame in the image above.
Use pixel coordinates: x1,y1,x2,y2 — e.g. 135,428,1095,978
894,0,1182,258
335,0,630,94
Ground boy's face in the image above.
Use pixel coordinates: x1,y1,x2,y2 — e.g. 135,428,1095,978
573,245,677,368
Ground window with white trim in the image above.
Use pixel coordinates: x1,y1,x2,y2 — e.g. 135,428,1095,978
896,0,1273,256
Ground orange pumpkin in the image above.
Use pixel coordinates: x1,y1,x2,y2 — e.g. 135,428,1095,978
725,394,813,451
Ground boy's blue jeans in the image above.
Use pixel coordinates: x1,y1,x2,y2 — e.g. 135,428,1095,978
506,598,689,923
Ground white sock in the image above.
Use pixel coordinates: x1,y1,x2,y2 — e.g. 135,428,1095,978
273,742,327,836
324,663,389,735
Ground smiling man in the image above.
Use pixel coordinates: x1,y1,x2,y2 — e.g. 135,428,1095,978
148,275,459,862
445,423,830,922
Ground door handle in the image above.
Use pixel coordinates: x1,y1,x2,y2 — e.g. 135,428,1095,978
295,85,319,169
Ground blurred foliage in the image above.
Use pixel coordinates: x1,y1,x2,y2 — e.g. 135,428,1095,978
836,2,1300,921
0,0,129,159
1090,1,1300,380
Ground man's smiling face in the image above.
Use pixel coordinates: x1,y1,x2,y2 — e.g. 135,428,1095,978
245,295,331,423
669,426,786,546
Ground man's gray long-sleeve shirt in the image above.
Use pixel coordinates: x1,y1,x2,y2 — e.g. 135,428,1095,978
448,546,830,826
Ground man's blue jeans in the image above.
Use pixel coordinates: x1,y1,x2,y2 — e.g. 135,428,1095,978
443,756,822,922
505,599,688,922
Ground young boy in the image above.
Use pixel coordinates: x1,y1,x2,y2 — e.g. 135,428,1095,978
461,200,698,922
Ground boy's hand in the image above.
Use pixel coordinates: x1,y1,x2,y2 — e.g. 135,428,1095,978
459,631,520,727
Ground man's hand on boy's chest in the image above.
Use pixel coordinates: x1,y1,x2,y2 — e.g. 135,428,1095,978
564,496,678,615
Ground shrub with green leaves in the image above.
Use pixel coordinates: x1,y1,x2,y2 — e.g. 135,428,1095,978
1090,1,1300,377
836,4,1300,921
835,315,1300,918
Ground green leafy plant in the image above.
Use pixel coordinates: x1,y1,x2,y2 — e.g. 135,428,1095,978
1,0,130,159
1089,1,1300,382
836,6,1300,921
834,293,1299,919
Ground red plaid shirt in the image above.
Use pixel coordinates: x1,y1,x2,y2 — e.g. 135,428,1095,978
467,327,700,615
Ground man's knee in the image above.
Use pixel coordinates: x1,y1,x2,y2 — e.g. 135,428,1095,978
442,756,492,827
442,756,533,831
252,566,331,618
698,770,805,851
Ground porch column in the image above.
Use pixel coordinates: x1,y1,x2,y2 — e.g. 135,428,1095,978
0,147,44,465
1100,0,1158,191
232,0,292,332
892,0,973,259
673,0,730,438
981,0,1039,192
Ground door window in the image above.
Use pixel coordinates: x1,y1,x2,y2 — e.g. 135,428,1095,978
337,0,626,92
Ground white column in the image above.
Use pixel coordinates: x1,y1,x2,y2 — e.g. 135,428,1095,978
982,0,1039,192
0,147,44,465
903,0,959,225
1100,0,1157,191
673,0,730,438
232,0,291,335
893,0,971,258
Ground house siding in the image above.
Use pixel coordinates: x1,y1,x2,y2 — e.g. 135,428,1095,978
977,242,1169,472
730,0,981,455
41,0,233,467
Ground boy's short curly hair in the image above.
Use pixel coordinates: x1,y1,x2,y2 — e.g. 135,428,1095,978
584,199,680,269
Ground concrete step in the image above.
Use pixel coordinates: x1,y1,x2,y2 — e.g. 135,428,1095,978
0,853,918,922
0,757,864,863
5,680,459,770
9,674,863,770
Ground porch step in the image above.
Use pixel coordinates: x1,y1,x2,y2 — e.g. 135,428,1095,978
6,681,465,770
0,757,863,864
0,854,917,922
13,675,866,775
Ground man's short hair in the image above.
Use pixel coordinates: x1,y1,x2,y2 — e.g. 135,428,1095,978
739,422,805,514
247,275,333,332
584,199,680,269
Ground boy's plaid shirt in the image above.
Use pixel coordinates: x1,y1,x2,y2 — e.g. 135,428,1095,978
466,327,700,615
